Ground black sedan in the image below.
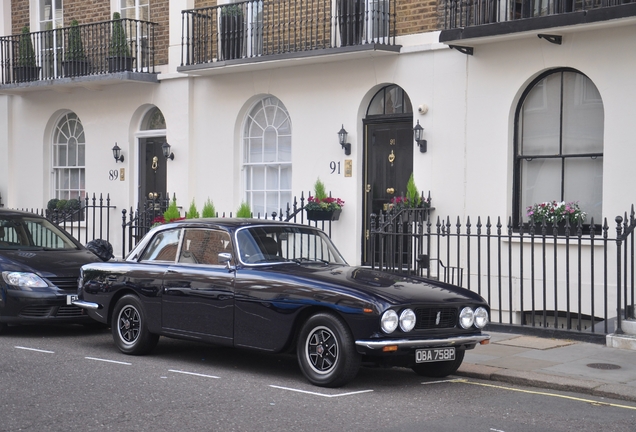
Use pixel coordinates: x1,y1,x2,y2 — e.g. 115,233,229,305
0,209,104,333
75,219,490,387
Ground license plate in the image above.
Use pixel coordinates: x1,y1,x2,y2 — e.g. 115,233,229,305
415,347,455,363
66,295,78,305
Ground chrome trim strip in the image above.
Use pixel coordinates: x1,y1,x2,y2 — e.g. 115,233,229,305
72,300,101,310
355,334,490,350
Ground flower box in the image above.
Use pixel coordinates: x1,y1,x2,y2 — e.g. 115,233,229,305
306,208,341,221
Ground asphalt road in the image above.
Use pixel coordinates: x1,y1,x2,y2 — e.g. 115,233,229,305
1,324,635,432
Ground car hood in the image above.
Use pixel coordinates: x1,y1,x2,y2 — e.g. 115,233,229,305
0,249,101,278
260,264,487,306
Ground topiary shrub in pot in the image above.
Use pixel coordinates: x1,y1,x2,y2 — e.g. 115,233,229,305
108,12,133,72
63,20,89,77
13,27,41,82
219,4,244,61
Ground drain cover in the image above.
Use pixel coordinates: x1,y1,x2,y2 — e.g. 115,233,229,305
586,363,621,370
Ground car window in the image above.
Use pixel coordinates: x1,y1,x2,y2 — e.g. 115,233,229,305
236,226,346,265
139,229,182,262
179,229,232,265
0,216,78,250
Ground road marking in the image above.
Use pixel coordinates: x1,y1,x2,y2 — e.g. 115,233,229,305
168,369,220,379
269,385,373,398
458,380,636,411
85,356,132,365
15,346,54,354
421,378,466,385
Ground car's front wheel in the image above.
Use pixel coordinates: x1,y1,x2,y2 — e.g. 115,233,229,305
411,349,465,378
111,295,159,355
297,312,361,388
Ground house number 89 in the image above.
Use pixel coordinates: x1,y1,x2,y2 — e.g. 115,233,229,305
109,170,119,181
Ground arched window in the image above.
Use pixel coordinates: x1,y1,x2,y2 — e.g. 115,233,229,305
514,69,604,225
367,84,413,117
52,112,85,200
243,97,292,216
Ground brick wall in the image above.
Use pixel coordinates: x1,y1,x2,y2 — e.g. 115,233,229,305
10,0,169,66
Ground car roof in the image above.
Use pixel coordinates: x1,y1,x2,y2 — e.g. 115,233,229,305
0,208,46,219
164,218,307,230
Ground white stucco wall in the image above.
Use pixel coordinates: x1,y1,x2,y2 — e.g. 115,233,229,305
3,19,635,264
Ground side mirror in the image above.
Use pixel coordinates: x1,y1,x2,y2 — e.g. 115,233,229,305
218,252,235,272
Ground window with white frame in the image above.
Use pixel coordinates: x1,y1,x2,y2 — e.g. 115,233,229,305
53,112,85,200
514,68,604,226
120,0,149,69
243,97,292,217
39,0,63,77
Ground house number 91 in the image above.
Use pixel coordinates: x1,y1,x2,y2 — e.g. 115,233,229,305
330,161,341,174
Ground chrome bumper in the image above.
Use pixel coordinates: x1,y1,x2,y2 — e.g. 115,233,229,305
72,299,101,310
355,334,490,351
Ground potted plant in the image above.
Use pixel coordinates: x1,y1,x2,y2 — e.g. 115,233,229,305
219,4,244,60
305,178,344,221
63,20,89,77
236,202,252,218
201,198,216,218
108,12,133,72
337,0,365,46
526,200,587,234
13,26,40,82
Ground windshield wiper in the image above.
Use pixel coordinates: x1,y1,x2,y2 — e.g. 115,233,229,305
290,257,330,265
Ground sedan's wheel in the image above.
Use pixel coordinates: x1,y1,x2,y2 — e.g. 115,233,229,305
112,295,159,355
297,312,361,388
411,349,465,378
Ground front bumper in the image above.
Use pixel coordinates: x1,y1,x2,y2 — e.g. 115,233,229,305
0,289,91,324
355,333,490,352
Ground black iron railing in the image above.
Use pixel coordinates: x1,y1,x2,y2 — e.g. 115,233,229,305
0,18,156,84
180,0,396,66
442,0,631,29
371,205,636,339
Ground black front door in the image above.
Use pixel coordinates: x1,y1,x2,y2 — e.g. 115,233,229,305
139,138,167,204
362,120,414,265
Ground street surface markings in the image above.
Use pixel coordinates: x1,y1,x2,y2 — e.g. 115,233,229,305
85,356,132,366
421,378,466,385
269,385,373,398
456,379,636,411
15,346,55,354
168,369,220,379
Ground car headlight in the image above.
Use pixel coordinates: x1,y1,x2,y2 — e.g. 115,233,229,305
381,309,399,334
399,308,416,332
2,271,48,289
474,307,489,329
459,307,475,329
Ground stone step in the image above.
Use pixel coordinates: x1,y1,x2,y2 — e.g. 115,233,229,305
606,319,636,350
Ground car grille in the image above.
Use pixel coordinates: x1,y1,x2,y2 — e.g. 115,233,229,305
48,277,79,294
415,307,457,329
19,305,85,318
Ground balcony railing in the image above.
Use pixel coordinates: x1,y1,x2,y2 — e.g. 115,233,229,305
442,0,632,29
180,0,396,67
0,18,156,85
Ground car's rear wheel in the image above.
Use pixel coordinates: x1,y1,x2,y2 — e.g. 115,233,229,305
297,312,361,388
411,349,465,378
112,295,158,355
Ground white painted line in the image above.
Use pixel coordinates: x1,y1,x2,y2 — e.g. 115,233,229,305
85,356,132,365
15,346,55,354
421,378,467,385
168,369,220,379
269,385,373,398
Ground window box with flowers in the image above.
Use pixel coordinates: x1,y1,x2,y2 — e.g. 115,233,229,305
305,178,344,221
526,201,587,235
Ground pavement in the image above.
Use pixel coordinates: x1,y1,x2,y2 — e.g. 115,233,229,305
456,331,636,403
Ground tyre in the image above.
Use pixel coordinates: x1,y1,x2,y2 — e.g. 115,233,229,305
411,349,465,378
111,295,159,355
297,312,361,388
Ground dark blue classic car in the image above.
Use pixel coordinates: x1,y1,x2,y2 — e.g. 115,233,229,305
75,219,490,387
0,209,104,333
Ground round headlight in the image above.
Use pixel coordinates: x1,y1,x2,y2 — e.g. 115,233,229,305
381,309,399,334
399,309,416,332
459,307,474,329
474,307,489,329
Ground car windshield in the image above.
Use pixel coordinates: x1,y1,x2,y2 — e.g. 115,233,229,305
236,225,347,266
0,215,79,250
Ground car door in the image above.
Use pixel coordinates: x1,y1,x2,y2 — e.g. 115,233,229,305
161,228,235,345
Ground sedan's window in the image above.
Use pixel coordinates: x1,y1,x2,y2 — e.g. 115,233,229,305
236,226,346,265
139,229,182,262
179,229,232,265
0,216,78,250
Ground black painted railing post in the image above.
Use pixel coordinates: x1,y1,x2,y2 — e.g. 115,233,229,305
616,215,624,334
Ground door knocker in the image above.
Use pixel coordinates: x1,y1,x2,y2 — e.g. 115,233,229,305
388,150,395,166
151,156,158,172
